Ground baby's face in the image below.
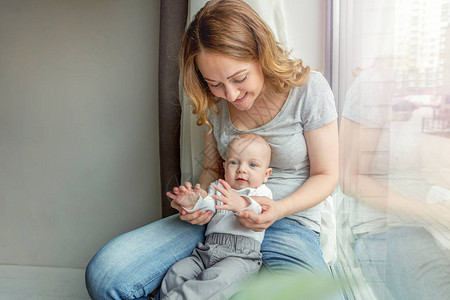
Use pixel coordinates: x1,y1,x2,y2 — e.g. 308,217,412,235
224,139,271,190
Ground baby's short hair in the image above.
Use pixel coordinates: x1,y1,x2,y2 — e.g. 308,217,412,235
226,133,272,166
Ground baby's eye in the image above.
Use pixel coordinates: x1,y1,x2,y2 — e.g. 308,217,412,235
230,161,238,165
249,163,257,168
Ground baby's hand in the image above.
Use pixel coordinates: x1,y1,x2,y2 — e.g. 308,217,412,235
213,179,248,213
167,182,202,210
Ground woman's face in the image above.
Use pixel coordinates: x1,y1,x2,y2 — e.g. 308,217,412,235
195,51,264,111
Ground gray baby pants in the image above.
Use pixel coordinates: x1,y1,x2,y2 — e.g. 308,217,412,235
159,233,262,300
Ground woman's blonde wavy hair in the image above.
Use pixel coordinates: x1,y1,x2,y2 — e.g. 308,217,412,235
179,0,310,131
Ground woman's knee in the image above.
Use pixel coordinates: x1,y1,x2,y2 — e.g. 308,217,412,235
85,253,119,299
85,237,133,299
85,253,109,299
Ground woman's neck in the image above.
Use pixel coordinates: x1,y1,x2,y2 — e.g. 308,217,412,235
227,91,289,131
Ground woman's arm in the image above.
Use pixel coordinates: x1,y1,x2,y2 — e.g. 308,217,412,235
277,120,339,216
197,131,224,190
238,120,339,230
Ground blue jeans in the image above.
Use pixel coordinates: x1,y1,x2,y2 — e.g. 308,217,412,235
354,226,450,300
85,215,336,300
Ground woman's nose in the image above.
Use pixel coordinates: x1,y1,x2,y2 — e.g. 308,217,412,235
224,85,240,102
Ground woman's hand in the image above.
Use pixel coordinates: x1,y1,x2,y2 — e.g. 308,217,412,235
169,182,212,225
236,197,283,231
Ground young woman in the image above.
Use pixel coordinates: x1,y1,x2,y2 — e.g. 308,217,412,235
86,1,339,299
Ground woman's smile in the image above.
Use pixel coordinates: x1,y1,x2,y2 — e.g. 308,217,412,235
234,92,248,104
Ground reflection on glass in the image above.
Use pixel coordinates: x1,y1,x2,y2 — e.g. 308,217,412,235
336,1,450,299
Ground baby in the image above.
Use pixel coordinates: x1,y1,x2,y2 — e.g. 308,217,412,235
160,132,273,300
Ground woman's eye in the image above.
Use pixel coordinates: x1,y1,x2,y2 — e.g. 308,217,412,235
210,82,222,88
233,75,247,83
208,76,246,88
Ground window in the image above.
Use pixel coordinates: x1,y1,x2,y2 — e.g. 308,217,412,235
333,1,450,299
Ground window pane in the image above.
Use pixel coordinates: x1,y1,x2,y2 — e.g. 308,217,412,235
336,0,450,299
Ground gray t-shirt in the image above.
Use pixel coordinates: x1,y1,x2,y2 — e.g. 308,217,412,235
209,71,337,232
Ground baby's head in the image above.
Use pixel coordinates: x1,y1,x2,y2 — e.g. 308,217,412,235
224,133,272,190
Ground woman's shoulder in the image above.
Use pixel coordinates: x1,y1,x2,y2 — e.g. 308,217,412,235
286,71,329,104
305,71,330,90
296,71,337,130
288,71,329,98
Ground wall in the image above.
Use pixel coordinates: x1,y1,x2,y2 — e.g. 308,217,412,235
284,0,326,72
0,0,161,268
